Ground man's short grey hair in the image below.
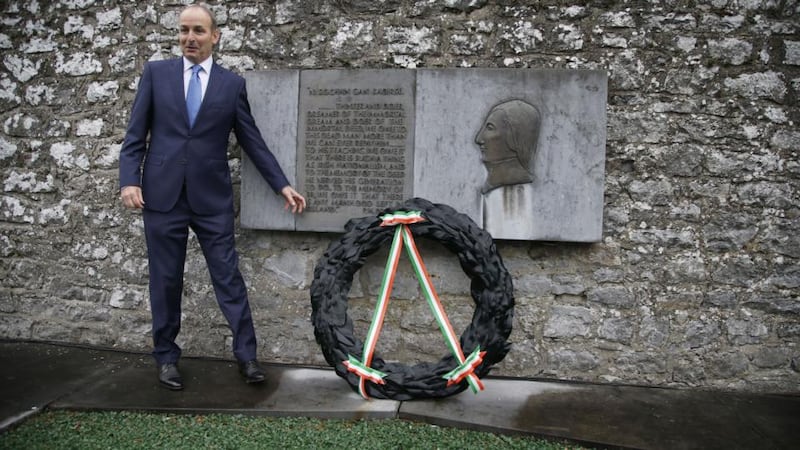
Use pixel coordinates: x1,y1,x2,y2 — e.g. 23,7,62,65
184,2,218,30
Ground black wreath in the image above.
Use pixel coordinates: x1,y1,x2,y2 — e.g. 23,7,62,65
310,198,514,400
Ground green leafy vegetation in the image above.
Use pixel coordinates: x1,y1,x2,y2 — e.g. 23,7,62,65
1,411,587,449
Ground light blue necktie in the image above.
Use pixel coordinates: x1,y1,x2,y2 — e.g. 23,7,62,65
186,65,202,127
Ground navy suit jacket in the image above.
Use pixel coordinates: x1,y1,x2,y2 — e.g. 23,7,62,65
119,57,289,215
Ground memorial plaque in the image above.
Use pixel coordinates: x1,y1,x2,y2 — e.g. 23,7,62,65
241,70,299,231
242,69,607,242
413,69,607,242
295,70,416,231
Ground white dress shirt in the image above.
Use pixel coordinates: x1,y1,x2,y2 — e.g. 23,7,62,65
183,56,212,100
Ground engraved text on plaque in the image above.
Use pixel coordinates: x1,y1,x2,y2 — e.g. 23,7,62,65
296,70,416,231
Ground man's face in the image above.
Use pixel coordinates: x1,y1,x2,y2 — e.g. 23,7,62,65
179,7,219,64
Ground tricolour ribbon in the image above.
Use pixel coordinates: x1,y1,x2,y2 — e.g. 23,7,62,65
344,223,405,398
400,224,485,394
344,211,485,399
380,210,424,226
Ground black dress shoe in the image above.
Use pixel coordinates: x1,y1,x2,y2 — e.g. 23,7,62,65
239,360,266,384
158,363,183,390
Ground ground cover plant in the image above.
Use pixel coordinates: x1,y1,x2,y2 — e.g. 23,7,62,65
1,411,588,449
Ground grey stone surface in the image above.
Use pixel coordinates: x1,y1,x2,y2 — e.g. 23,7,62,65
57,359,400,419
415,68,606,242
295,69,416,232
241,70,300,231
0,0,798,395
543,305,593,338
241,68,606,242
400,376,800,449
243,69,417,232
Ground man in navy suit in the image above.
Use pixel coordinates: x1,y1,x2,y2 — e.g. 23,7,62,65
119,3,306,390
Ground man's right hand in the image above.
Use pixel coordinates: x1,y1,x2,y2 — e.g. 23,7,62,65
120,186,145,209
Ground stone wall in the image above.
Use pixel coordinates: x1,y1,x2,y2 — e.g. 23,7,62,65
1,0,798,393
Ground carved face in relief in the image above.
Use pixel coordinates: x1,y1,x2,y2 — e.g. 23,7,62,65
475,100,541,194
475,109,516,165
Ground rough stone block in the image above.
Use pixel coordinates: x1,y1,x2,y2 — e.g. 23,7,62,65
543,305,592,338
784,40,800,65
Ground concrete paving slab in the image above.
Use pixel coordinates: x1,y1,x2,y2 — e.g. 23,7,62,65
50,354,398,420
398,377,800,449
3,341,799,449
0,341,131,430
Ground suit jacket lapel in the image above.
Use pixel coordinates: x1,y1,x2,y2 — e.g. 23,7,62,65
171,58,189,128
203,63,226,110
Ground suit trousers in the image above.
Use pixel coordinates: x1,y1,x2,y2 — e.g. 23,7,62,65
142,186,257,365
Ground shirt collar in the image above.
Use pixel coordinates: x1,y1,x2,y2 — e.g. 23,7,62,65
183,56,213,73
